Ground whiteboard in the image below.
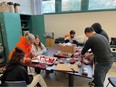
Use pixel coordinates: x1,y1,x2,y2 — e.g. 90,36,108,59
44,11,116,39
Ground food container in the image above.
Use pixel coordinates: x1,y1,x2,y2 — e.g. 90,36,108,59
0,2,9,12
54,51,72,58
69,59,76,64
14,3,20,13
32,55,57,65
7,2,14,12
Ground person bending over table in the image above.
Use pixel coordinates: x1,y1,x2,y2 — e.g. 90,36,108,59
81,27,113,87
64,30,78,46
9,32,35,63
1,47,47,87
32,35,47,74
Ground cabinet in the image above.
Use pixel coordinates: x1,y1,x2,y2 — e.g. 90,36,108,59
0,13,46,63
20,15,45,45
20,14,32,35
0,12,22,62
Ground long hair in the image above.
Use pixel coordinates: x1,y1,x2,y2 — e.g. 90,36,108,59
34,35,43,50
10,47,25,64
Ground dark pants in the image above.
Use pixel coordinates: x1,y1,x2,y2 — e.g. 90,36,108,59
73,40,78,46
34,67,41,74
93,62,112,87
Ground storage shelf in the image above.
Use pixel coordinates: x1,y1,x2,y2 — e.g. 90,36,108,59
21,20,28,22
22,27,29,30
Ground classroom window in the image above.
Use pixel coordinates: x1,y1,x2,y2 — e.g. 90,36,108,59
62,0,81,11
89,0,116,10
42,0,55,14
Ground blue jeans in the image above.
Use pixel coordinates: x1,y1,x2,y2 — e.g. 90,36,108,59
93,62,112,87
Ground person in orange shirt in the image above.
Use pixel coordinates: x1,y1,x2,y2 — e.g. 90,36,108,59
9,32,35,63
64,33,70,38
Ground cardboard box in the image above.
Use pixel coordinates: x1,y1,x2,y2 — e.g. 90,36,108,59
46,38,55,47
59,44,76,53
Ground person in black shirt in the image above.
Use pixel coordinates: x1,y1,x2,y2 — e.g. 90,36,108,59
81,27,113,87
1,47,47,87
91,23,109,41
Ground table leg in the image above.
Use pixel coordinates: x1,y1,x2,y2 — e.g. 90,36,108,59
68,74,74,87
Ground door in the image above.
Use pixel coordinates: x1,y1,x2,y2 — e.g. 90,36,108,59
0,12,22,60
31,15,45,45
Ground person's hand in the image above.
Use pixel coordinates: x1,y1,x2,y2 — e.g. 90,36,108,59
42,51,47,55
32,57,38,60
80,54,85,58
84,53,93,59
24,58,31,63
29,52,36,58
31,53,35,57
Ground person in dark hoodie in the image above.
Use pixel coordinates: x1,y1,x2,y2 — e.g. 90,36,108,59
1,47,47,87
91,23,109,41
91,23,110,85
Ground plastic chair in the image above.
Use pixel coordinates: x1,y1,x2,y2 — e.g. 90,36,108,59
106,77,116,87
4,81,27,87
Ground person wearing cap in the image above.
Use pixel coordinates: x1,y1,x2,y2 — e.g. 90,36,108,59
91,23,109,41
64,30,78,46
81,27,113,87
9,32,35,63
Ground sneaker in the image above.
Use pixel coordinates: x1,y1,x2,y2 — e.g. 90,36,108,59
88,81,95,86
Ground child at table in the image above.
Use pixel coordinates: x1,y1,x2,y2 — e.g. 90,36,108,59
32,35,47,56
32,35,47,74
64,30,78,46
1,47,47,87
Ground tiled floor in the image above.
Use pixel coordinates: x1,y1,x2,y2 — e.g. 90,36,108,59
41,62,116,87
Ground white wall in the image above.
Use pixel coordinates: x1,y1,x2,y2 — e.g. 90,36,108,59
44,11,116,39
0,0,32,14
